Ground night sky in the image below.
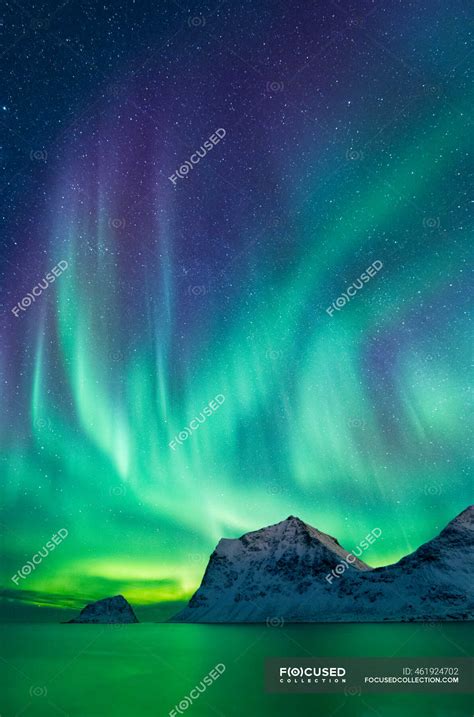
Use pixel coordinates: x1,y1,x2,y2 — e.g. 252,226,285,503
0,0,472,614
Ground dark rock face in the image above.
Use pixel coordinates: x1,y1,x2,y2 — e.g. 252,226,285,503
68,595,139,624
171,507,473,623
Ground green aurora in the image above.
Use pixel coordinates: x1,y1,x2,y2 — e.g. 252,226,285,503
1,57,472,618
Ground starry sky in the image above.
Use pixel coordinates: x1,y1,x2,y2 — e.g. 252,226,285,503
0,0,472,616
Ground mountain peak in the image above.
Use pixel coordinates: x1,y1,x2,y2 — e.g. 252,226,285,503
239,515,318,544
281,515,312,531
282,516,312,530
232,515,366,567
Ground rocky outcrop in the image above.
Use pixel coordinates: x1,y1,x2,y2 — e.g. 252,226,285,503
68,594,139,623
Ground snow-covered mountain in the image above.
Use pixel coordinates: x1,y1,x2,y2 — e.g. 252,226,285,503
68,594,139,623
171,507,473,623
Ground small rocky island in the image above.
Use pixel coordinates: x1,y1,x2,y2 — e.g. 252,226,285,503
68,594,139,624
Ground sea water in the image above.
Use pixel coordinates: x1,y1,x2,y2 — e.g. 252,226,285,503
0,623,471,717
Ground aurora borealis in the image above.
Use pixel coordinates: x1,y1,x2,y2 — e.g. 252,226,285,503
0,0,472,616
